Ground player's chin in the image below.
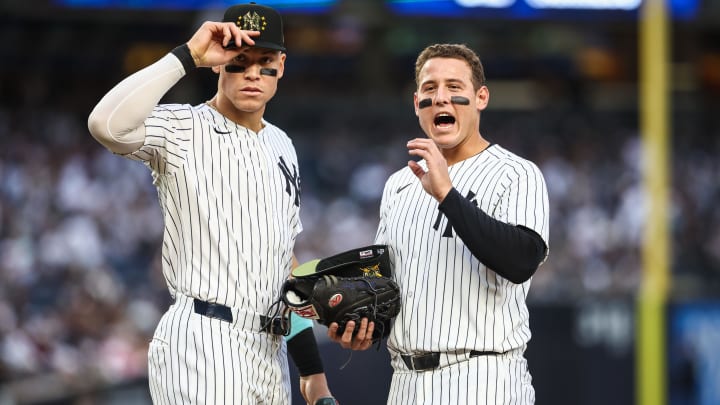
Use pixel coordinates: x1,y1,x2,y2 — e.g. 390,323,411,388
232,98,269,113
428,132,461,149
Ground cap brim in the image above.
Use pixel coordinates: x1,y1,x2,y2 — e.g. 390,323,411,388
251,41,286,52
292,259,321,277
224,40,286,52
291,245,391,279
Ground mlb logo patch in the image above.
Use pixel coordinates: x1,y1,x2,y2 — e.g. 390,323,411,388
359,249,373,259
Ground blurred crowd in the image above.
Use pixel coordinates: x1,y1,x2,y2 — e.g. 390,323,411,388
1,98,719,396
3,0,720,401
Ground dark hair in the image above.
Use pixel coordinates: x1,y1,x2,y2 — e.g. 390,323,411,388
414,43,486,90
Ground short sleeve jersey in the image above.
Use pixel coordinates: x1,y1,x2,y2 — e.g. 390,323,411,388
126,103,302,314
375,144,549,355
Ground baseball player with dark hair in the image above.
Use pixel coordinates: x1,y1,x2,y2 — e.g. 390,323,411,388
88,3,337,404
328,43,550,404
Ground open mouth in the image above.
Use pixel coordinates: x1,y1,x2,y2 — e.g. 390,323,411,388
434,113,456,127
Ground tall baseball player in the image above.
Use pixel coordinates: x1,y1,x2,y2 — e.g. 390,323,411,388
87,3,337,404
328,43,550,404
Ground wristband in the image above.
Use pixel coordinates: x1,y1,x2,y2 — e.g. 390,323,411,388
287,328,324,376
171,43,196,73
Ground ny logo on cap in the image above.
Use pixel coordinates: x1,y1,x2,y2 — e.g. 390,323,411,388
237,11,267,31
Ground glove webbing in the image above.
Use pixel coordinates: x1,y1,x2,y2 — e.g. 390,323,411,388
357,277,386,350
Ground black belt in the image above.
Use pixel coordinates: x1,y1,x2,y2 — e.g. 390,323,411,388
192,298,286,335
401,350,501,371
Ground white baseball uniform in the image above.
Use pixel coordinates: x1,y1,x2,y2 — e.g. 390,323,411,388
375,144,549,405
88,53,300,404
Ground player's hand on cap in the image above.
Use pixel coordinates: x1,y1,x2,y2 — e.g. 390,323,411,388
327,318,375,351
187,21,259,67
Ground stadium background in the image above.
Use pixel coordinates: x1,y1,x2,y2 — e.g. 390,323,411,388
1,0,719,403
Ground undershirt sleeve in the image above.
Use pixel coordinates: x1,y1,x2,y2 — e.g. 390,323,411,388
87,53,187,155
438,187,548,284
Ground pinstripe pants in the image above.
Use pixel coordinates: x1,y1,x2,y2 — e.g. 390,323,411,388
387,351,535,405
147,295,291,404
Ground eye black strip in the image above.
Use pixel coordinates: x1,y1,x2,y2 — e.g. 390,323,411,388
451,96,470,105
225,65,245,73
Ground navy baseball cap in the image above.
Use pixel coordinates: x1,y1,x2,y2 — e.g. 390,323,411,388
292,245,392,278
223,2,286,52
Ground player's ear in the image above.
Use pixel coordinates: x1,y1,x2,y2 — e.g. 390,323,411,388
413,92,420,116
475,86,489,111
275,52,287,79
212,65,222,74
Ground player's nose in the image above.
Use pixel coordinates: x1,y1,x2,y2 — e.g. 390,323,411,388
243,64,262,79
434,88,451,105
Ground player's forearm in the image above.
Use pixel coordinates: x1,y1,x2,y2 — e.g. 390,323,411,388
286,313,324,376
439,187,547,284
300,373,335,404
286,316,337,403
87,52,187,154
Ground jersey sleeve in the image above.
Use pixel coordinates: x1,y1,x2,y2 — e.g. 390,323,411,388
87,53,187,155
498,160,550,246
374,173,395,246
123,103,193,176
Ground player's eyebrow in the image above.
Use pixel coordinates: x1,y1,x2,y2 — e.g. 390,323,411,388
434,78,466,88
420,79,438,89
421,78,468,92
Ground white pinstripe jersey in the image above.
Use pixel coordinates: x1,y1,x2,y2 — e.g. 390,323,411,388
127,102,302,314
375,144,549,356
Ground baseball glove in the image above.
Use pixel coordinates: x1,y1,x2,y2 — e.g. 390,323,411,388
282,245,401,342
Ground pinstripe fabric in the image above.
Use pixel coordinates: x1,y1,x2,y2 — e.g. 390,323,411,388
148,295,290,405
386,353,534,405
376,144,549,405
128,102,300,404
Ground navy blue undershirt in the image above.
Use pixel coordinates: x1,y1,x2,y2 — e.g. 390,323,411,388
438,187,547,284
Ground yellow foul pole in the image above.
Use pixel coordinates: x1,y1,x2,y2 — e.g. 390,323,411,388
638,0,670,405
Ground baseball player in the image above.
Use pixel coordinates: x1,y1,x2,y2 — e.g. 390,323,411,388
328,43,550,404
87,3,337,404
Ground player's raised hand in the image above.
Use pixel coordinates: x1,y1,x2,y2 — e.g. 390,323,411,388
327,319,375,351
187,21,259,67
407,138,452,202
